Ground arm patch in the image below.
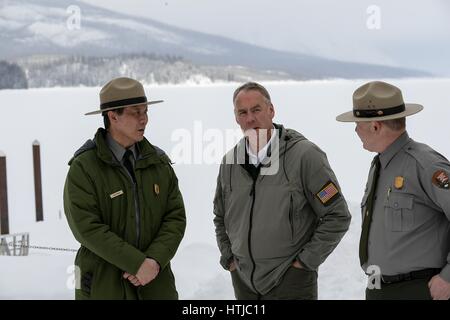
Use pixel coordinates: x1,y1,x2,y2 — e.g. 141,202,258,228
432,170,449,189
315,181,340,206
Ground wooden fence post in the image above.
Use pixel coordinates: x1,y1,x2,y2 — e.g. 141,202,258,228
33,141,44,222
0,151,9,235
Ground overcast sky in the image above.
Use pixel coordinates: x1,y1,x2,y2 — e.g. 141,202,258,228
80,0,450,75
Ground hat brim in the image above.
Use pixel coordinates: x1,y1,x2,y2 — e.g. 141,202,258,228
336,103,423,122
85,100,164,116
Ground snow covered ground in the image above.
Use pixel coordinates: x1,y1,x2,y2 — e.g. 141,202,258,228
0,78,449,299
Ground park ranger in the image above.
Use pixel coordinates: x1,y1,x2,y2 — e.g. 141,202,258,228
336,80,450,300
64,77,186,299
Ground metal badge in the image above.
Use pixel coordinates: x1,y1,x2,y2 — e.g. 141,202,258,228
154,183,160,195
394,176,404,189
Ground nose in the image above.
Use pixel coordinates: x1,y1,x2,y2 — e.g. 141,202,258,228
246,113,256,126
140,113,148,125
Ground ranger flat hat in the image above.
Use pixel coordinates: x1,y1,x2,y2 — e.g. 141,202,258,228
85,77,163,115
336,81,423,122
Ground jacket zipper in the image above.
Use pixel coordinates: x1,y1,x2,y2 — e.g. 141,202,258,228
248,178,261,296
121,167,140,248
131,180,140,248
289,195,294,241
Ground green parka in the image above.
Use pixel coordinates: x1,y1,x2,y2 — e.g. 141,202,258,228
64,128,186,299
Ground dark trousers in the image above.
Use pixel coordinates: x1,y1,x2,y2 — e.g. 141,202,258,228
366,277,433,300
231,266,317,300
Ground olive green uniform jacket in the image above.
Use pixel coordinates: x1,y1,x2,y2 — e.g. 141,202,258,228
64,128,186,299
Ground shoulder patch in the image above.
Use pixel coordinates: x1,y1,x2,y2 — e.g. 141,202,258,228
432,170,449,189
315,181,340,206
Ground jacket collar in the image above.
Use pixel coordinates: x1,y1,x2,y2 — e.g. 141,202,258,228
379,131,411,169
94,128,164,168
232,123,306,165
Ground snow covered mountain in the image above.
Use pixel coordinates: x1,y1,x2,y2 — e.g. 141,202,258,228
0,0,429,80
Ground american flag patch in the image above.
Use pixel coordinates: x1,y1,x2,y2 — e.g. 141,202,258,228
315,181,340,206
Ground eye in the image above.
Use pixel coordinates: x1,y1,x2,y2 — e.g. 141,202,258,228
135,109,147,116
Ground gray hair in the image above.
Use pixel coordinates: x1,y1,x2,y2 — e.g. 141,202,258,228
382,117,406,131
233,82,272,105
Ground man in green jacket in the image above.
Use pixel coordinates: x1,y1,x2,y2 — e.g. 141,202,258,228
213,82,351,299
64,77,186,299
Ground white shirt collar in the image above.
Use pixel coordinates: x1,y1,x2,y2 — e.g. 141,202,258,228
246,126,277,166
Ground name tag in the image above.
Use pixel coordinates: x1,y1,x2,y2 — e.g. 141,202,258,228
109,190,124,199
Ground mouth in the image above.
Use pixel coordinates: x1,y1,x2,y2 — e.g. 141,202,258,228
138,129,145,133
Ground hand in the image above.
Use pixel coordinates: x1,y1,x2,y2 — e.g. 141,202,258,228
292,260,304,269
135,258,160,286
428,275,450,300
229,261,236,272
123,272,142,287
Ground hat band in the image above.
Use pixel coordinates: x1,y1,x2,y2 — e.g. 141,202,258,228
353,104,405,118
101,96,147,110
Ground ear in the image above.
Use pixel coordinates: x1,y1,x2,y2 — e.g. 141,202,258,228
372,121,382,133
269,103,275,119
234,109,240,125
108,111,118,123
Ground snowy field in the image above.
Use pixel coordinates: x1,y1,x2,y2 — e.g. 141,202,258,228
0,78,449,299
